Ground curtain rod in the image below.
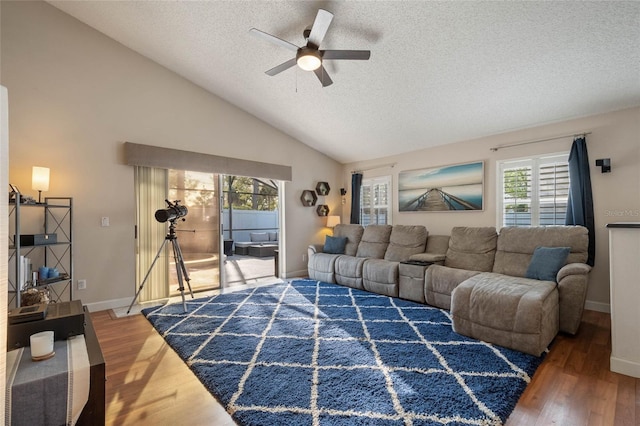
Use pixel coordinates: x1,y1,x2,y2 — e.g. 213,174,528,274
490,131,591,152
351,162,397,174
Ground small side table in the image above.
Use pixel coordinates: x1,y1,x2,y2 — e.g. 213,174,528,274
399,261,433,303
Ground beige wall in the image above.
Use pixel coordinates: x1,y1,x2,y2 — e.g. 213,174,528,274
1,1,343,307
344,106,640,311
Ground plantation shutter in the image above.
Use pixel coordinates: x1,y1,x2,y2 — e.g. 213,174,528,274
538,159,570,225
502,163,532,227
374,182,390,225
499,154,569,228
361,184,372,226
360,177,392,226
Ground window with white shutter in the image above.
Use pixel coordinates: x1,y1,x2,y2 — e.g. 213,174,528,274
498,154,569,228
360,176,392,226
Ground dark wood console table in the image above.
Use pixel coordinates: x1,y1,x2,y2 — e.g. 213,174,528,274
6,307,105,425
77,307,106,425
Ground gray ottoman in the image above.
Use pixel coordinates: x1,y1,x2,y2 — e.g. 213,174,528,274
451,272,559,356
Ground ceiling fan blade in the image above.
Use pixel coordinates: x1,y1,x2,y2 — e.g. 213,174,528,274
313,66,333,87
322,50,371,60
265,58,297,76
307,9,333,48
249,28,299,52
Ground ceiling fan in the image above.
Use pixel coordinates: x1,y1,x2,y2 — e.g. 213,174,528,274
250,9,371,87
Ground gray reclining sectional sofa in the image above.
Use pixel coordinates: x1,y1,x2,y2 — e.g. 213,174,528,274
307,224,590,356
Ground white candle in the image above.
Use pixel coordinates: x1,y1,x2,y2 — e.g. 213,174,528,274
30,331,54,359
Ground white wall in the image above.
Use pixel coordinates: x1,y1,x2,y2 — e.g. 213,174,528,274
1,1,342,306
344,106,640,311
1,85,9,424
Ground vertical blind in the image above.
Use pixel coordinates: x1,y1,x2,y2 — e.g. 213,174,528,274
135,166,169,302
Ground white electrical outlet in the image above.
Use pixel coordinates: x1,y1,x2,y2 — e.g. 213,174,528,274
101,217,110,227
302,254,307,262
78,279,87,290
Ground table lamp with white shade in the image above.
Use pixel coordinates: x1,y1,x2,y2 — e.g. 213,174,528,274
32,166,50,204
326,215,341,234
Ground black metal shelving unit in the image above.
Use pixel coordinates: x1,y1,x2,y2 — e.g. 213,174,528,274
8,193,73,307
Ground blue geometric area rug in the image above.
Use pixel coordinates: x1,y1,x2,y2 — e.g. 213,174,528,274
142,279,544,425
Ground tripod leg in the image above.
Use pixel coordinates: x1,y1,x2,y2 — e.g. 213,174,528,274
170,239,187,312
172,237,194,299
127,239,168,314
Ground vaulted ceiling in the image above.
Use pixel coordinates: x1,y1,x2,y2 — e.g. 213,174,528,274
48,1,640,164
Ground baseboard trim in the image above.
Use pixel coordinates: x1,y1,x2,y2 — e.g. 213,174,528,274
611,356,640,378
585,300,610,313
84,297,134,313
283,270,308,279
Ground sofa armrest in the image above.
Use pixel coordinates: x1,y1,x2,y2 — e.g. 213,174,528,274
409,253,446,264
556,262,591,335
556,262,591,282
308,244,324,256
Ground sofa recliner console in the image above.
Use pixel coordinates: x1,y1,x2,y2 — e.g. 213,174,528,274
308,224,591,356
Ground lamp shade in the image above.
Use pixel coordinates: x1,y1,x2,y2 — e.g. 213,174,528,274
32,166,50,192
326,215,341,228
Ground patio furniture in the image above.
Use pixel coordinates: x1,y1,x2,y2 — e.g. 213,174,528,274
248,244,277,257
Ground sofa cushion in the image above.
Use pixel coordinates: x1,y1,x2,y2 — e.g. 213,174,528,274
424,264,481,309
444,227,497,272
356,225,392,259
335,256,366,290
408,234,449,264
250,232,269,242
323,235,348,254
525,246,570,282
333,224,364,257
493,226,588,277
425,235,451,256
362,259,399,297
307,252,339,283
384,225,428,262
268,231,278,241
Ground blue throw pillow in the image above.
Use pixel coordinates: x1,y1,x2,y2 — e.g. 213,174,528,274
525,246,571,282
323,235,347,254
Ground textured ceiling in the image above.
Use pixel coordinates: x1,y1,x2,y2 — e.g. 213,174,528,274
47,1,640,164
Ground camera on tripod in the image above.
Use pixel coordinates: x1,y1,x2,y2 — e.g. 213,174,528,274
155,199,188,223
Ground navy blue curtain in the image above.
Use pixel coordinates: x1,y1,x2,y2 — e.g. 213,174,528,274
565,137,595,266
350,173,363,224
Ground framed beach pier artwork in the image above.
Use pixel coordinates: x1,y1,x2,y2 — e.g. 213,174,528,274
399,161,484,212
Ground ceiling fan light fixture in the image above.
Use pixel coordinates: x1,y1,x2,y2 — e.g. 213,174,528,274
296,48,322,71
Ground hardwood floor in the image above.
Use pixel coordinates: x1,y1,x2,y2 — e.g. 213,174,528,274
91,310,234,425
91,309,639,425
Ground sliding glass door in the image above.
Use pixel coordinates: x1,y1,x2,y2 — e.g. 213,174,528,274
221,175,280,286
167,169,221,294
135,168,282,301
